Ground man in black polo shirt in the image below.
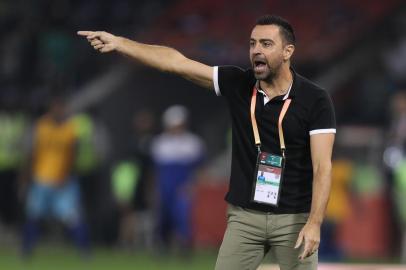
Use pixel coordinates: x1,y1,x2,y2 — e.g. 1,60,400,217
79,14,335,270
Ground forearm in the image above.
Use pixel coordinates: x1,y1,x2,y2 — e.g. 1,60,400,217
116,37,187,73
78,31,214,89
308,165,332,226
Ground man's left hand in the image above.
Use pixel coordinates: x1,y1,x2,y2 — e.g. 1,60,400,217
294,221,321,260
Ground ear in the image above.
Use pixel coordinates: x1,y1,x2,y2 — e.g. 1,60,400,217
283,44,295,61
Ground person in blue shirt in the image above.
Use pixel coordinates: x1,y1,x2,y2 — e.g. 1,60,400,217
151,105,205,253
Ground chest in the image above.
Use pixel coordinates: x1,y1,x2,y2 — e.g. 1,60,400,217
255,98,310,144
36,123,75,149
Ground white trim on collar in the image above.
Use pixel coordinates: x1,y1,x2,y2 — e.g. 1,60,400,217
256,87,270,105
282,82,293,100
256,80,293,105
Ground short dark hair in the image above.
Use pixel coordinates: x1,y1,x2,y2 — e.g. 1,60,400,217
255,15,296,45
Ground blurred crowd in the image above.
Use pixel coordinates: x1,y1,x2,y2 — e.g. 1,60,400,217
0,92,209,256
1,0,406,264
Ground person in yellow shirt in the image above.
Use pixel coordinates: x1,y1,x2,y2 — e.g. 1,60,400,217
319,158,352,261
21,96,89,257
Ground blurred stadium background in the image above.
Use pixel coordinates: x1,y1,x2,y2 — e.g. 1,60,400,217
1,0,406,269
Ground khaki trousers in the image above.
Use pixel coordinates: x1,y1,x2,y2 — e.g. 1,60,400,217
215,204,317,270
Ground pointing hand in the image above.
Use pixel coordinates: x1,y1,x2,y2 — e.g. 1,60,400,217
77,31,119,53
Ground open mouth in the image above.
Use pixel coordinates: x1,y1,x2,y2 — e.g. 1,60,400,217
254,60,267,72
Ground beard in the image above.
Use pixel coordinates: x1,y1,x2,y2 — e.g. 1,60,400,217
252,57,283,82
253,64,276,80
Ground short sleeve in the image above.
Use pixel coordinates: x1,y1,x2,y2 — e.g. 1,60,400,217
213,65,248,97
308,90,336,135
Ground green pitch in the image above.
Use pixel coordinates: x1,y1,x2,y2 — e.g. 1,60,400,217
0,245,217,270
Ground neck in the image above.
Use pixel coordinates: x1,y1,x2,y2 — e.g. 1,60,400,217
259,64,292,97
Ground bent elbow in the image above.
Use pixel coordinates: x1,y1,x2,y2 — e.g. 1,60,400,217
313,161,332,178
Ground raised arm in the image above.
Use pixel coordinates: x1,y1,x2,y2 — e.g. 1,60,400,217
77,31,214,90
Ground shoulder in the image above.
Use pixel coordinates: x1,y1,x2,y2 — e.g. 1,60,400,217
214,65,255,97
294,73,336,132
151,133,166,147
36,115,51,129
215,65,252,74
295,73,332,104
296,73,325,95
65,117,77,135
182,132,204,147
216,65,254,82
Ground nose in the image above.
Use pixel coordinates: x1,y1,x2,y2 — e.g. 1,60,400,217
251,43,261,55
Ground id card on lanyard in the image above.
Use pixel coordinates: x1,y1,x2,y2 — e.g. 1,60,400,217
250,87,291,206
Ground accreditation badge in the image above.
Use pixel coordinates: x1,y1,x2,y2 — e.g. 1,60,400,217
251,151,285,206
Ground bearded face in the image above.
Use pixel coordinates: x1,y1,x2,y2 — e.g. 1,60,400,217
252,51,284,81
249,25,291,81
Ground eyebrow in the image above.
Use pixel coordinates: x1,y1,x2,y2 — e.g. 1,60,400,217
250,38,275,44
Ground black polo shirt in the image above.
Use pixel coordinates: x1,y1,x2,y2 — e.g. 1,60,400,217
213,65,336,214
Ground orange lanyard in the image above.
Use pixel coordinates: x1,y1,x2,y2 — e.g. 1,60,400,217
250,87,291,158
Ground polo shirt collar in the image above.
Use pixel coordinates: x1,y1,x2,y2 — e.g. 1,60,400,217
255,67,297,104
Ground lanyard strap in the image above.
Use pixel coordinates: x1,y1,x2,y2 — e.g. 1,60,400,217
250,87,292,157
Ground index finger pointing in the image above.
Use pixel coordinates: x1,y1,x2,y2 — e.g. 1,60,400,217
77,31,96,37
